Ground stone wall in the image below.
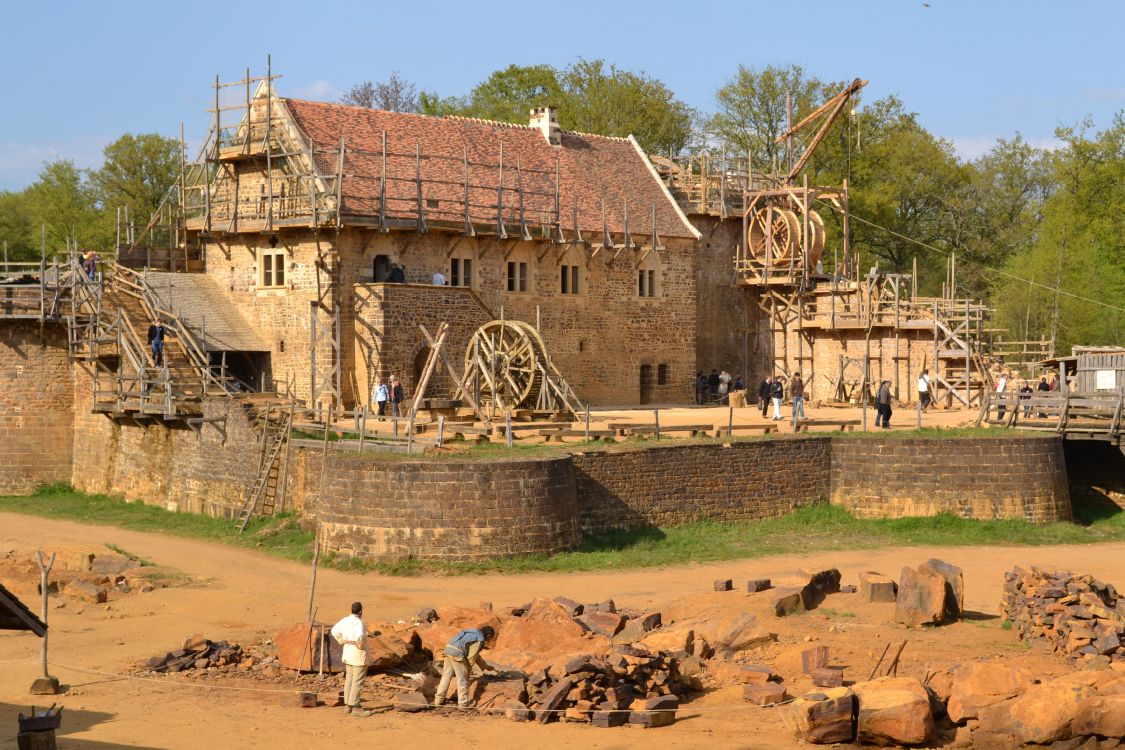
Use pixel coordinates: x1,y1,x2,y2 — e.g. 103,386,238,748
315,454,579,561
573,438,831,531
0,322,73,493
830,436,1072,522
70,388,318,518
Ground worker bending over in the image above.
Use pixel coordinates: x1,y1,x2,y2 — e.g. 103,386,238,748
433,626,497,708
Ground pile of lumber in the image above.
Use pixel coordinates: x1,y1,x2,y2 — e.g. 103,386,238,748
513,647,688,727
1000,566,1125,666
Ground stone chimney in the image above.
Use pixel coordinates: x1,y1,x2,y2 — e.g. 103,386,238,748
529,106,561,146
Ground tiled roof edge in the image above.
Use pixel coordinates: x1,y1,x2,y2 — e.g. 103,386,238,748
628,135,702,241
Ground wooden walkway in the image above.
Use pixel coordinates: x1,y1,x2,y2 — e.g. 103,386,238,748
979,390,1125,451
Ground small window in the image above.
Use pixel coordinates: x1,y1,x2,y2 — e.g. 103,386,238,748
657,364,669,385
638,268,657,297
450,257,473,288
259,248,285,288
560,264,580,295
507,261,528,293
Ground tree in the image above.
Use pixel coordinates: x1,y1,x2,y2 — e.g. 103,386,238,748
340,72,419,112
0,189,34,260
25,160,105,251
419,60,695,155
91,133,180,233
560,59,695,155
709,64,840,172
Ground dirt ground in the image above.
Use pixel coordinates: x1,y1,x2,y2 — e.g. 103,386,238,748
3,514,1124,748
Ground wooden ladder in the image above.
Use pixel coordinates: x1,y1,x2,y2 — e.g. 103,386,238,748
236,409,292,533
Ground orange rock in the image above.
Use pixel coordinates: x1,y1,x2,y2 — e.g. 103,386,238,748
272,621,344,673
894,565,947,627
851,676,934,746
1072,694,1125,738
976,671,1108,745
946,661,1033,723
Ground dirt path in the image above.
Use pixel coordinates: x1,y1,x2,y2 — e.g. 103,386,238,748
3,513,1124,749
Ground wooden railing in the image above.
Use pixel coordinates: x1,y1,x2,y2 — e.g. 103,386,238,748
978,390,1124,444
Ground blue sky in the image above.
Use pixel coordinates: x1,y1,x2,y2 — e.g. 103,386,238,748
2,0,1123,190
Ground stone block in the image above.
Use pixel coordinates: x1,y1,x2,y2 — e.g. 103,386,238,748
788,689,855,744
921,558,964,619
859,571,897,603
743,682,786,705
747,578,772,593
739,665,772,684
811,667,844,688
801,646,829,674
894,565,948,627
394,691,430,712
297,691,317,708
851,676,934,747
714,579,733,592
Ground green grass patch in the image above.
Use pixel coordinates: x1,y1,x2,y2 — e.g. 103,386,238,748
2,487,1122,577
104,542,155,567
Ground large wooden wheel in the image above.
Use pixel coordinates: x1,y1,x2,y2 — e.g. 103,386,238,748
747,207,799,262
464,320,547,411
808,210,826,267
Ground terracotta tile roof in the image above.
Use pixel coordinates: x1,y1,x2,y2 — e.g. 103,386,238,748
283,99,699,240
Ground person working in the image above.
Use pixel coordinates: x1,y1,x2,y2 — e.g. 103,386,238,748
758,377,771,417
330,602,372,717
432,270,446,286
770,376,784,420
433,626,497,709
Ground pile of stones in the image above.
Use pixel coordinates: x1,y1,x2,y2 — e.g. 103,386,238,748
511,648,689,726
1001,566,1125,668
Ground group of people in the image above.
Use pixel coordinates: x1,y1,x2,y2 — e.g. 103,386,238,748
330,601,498,716
756,372,806,421
996,372,1055,419
371,375,405,416
695,370,743,405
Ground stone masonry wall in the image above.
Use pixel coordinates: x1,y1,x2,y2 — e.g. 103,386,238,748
70,386,318,518
830,436,1071,522
314,454,579,561
572,438,831,531
0,322,73,493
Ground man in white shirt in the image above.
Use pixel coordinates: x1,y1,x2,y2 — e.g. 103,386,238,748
996,371,1009,419
917,369,932,411
432,270,446,286
330,602,372,717
718,370,731,404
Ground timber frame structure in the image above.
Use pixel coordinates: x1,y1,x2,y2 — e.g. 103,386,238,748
656,77,1043,406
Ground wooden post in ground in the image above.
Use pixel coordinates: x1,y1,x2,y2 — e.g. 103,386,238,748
31,551,59,695
584,405,590,441
505,412,513,448
306,526,320,623
654,409,660,440
437,416,445,448
728,406,734,437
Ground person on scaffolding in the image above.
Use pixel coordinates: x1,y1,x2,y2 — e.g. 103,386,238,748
147,320,165,366
432,626,498,709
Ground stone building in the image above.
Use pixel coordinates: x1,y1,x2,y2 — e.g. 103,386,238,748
139,84,751,409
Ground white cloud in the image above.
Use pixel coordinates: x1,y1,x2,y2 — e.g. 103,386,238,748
0,136,111,191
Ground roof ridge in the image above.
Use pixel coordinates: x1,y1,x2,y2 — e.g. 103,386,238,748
565,130,631,143
441,114,534,130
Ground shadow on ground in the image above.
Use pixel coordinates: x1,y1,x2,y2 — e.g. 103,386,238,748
0,701,161,749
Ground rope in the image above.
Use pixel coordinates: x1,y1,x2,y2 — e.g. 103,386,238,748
815,198,1125,315
48,661,801,715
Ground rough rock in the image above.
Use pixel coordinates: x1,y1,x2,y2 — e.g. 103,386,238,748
894,564,948,627
68,580,107,604
577,610,625,637
946,661,1034,723
475,676,528,706
922,558,964,619
273,622,344,673
708,612,775,652
394,691,430,712
1073,694,1125,738
89,553,136,576
639,624,693,653
977,671,1110,745
739,665,772,684
789,688,855,744
504,700,532,721
772,588,805,617
852,676,934,746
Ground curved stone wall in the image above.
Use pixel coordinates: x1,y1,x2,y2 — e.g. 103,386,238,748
829,436,1071,522
315,453,579,561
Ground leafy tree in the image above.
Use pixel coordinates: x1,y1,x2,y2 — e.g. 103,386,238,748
418,60,695,155
91,133,180,232
340,72,419,112
709,64,840,172
0,189,34,260
25,160,104,251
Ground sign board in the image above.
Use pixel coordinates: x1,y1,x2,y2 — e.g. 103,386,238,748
1095,369,1117,390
